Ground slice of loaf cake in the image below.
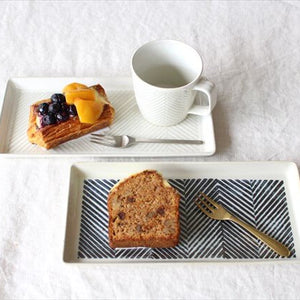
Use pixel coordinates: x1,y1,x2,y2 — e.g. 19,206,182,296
107,170,180,248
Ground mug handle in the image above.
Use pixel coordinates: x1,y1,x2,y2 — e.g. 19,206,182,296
188,77,217,116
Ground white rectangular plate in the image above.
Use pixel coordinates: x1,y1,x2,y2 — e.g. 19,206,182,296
63,161,300,263
0,77,215,157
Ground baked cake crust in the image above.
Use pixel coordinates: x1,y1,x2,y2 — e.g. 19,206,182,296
107,170,181,248
27,84,115,149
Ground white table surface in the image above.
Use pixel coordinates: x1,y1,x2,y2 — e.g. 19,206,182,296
1,1,300,299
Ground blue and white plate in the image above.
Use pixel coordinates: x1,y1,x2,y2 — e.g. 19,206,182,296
63,161,300,263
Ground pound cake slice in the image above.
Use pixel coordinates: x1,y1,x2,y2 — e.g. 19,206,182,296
107,170,180,248
27,83,115,149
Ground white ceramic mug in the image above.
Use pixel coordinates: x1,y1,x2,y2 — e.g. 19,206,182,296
131,40,217,126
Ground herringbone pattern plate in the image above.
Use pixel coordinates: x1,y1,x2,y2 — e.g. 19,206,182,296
77,178,296,260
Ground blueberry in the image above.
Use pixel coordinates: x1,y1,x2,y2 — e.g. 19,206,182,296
48,103,61,114
56,112,69,122
42,113,56,126
37,103,49,115
69,105,77,116
60,103,69,113
51,93,66,104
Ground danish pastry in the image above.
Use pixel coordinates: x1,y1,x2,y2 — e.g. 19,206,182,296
27,83,115,149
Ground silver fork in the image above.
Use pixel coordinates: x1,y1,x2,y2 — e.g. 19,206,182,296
90,134,204,148
195,192,290,257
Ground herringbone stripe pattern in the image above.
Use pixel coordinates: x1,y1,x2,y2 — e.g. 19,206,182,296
78,178,296,260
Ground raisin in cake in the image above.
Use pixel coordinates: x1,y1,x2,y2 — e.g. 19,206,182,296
107,170,180,248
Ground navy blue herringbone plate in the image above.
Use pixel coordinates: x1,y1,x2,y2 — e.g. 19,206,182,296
77,178,296,260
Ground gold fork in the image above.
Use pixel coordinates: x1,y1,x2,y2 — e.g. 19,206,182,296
194,192,290,257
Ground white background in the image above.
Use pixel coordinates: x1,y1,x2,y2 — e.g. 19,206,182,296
1,1,300,299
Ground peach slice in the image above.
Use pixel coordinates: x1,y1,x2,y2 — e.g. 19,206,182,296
65,89,95,105
74,97,104,124
63,82,88,94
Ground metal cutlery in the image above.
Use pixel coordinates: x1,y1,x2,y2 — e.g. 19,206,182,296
194,192,290,257
90,134,204,148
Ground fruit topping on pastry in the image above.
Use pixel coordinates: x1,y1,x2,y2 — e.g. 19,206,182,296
42,113,56,126
68,104,77,117
34,83,108,128
56,111,69,122
27,82,115,149
48,103,61,114
63,82,88,93
35,93,71,129
51,93,66,104
65,89,95,104
63,83,107,124
73,98,104,124
38,103,49,115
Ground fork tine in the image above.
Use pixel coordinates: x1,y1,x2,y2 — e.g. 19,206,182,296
91,133,110,137
197,194,214,211
194,198,212,216
90,139,115,147
194,197,213,217
199,192,220,208
90,134,115,141
90,136,114,142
